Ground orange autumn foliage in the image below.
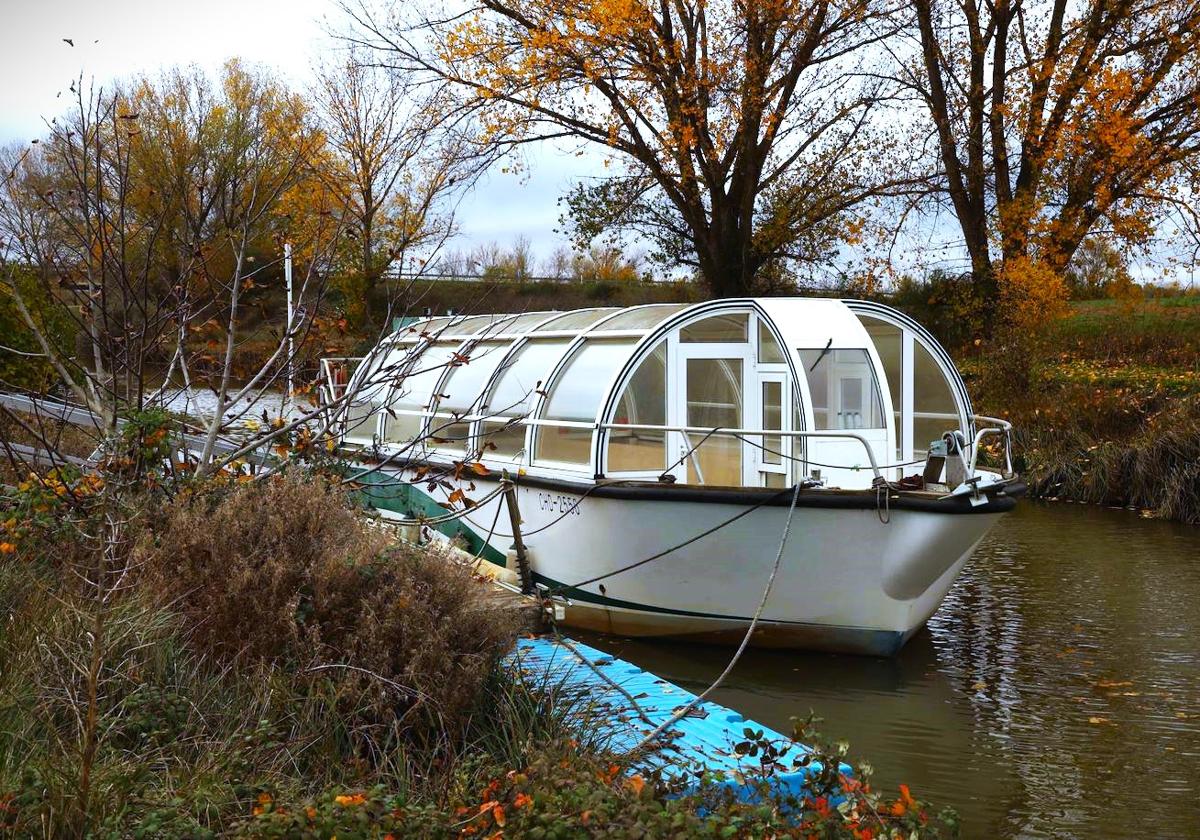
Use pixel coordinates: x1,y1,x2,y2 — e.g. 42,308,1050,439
911,0,1200,301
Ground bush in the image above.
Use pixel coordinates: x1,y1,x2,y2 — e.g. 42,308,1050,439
1,471,956,837
235,726,960,839
137,473,522,741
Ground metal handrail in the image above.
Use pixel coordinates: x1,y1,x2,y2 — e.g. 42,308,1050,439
350,403,1023,484
595,422,884,480
968,414,1014,479
366,406,886,477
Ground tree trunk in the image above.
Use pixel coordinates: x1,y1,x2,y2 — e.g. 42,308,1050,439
697,207,758,298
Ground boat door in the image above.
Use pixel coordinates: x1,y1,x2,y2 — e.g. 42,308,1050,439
755,372,790,488
672,344,754,486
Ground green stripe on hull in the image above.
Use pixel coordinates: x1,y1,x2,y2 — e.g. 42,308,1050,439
354,473,507,566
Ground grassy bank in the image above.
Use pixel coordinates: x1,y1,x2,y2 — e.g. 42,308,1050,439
0,466,955,838
959,294,1200,523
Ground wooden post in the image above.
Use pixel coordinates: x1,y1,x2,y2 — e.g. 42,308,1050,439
502,479,534,594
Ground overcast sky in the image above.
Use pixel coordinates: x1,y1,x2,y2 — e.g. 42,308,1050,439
0,0,603,267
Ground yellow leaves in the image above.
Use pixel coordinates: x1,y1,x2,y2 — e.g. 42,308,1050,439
997,255,1070,334
334,793,366,807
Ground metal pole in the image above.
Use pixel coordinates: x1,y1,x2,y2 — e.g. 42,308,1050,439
502,479,534,595
284,242,294,415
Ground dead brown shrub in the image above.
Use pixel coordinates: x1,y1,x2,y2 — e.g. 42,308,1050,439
136,472,521,740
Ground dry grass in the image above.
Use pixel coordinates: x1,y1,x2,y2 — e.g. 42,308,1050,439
0,471,534,835
136,473,521,741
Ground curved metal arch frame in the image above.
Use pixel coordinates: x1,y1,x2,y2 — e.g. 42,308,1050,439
415,303,677,465
521,303,703,472
417,311,567,455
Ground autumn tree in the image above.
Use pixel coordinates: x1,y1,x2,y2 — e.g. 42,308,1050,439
312,54,495,326
340,0,907,297
904,0,1200,308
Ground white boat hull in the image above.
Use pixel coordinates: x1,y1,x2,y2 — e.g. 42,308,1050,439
364,470,1016,655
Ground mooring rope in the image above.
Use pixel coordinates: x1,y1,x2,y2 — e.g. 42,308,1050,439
627,477,805,756
544,485,798,598
549,631,655,729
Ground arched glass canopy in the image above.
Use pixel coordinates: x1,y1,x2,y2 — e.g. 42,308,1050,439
337,299,973,490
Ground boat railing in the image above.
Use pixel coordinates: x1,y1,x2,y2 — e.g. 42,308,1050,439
591,422,884,481
318,357,364,430
354,404,1018,486
968,414,1014,479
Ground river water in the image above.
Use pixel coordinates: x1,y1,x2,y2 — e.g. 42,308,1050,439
579,502,1200,838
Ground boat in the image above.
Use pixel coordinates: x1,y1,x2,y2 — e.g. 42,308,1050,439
320,298,1022,656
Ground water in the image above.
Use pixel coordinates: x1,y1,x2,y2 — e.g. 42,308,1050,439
578,502,1200,838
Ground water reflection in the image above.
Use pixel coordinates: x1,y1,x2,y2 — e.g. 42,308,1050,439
578,502,1200,838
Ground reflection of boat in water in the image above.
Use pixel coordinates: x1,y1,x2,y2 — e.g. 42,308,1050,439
325,298,1023,655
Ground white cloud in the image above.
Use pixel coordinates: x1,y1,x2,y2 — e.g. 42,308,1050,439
0,0,336,141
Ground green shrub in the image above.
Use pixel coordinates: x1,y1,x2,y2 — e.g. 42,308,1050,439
0,264,78,393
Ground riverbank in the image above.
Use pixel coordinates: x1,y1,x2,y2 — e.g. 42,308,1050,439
0,466,954,838
959,294,1200,523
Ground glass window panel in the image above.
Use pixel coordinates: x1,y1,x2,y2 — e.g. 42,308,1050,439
413,316,450,331
438,342,511,413
536,340,637,464
382,412,422,445
498,311,558,333
342,400,378,441
382,342,459,442
758,321,786,363
594,303,689,331
861,317,904,458
532,308,618,332
534,426,593,464
480,421,528,458
428,420,472,450
542,341,637,422
913,342,962,457
762,380,782,465
484,339,572,419
609,342,667,472
797,348,886,431
407,317,451,339
685,358,742,485
443,314,508,336
680,312,748,342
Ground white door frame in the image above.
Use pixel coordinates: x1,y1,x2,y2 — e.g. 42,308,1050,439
754,370,790,486
670,342,755,485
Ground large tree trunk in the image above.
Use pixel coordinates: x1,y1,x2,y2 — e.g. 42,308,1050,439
697,207,758,298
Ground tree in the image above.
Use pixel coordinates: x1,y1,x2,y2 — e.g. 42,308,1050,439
1065,237,1136,299
904,0,1200,303
341,0,906,297
312,54,496,326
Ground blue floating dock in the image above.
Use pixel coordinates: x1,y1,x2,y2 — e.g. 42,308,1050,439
507,636,846,800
